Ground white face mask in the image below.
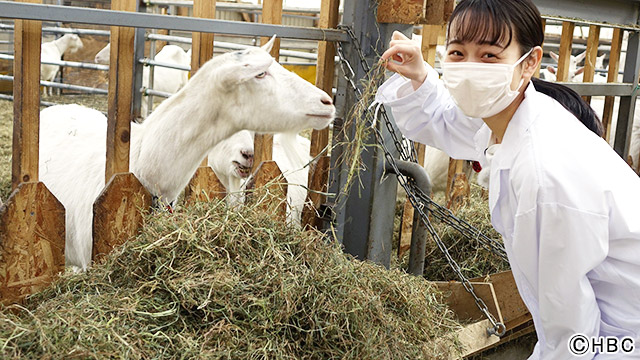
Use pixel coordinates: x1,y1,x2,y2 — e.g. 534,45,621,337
442,49,533,118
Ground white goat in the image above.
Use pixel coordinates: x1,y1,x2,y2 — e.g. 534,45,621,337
207,130,255,207
41,34,84,95
39,38,335,271
207,130,312,226
94,43,191,116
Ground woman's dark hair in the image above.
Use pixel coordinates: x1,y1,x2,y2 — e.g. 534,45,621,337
532,78,603,136
447,0,604,137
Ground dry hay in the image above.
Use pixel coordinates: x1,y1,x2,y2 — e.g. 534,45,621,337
0,199,464,359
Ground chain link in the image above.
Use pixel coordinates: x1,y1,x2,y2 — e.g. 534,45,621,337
335,28,507,337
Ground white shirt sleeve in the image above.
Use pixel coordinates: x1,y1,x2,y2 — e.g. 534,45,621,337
514,202,609,359
375,63,485,161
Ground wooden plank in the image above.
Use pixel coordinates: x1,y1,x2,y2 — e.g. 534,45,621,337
253,0,283,169
301,156,330,229
420,24,446,67
92,173,152,264
191,0,216,74
458,320,501,358
603,28,624,142
155,7,169,49
433,281,503,324
470,270,532,330
376,0,423,24
377,0,453,25
247,160,287,221
436,319,501,359
446,159,470,211
187,0,217,190
534,19,546,78
309,0,339,159
302,0,339,229
398,199,413,258
12,0,41,190
556,21,575,82
105,0,137,182
183,166,226,206
425,0,455,26
582,25,601,103
0,182,65,305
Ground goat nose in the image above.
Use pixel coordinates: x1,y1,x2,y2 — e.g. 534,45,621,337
242,150,254,163
321,96,333,106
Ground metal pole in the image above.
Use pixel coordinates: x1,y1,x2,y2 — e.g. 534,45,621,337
614,31,640,158
327,0,411,268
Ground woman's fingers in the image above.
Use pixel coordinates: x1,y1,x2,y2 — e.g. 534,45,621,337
391,30,410,41
381,44,420,63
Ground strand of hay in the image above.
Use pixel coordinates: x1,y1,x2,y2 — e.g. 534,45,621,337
0,199,463,359
332,62,387,199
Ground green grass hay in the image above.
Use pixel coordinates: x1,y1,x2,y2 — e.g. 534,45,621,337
0,200,463,359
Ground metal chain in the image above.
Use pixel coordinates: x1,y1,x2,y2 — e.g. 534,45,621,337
335,29,507,337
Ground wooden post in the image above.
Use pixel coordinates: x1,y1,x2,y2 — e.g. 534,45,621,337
93,0,152,263
556,21,575,82
184,0,219,205
191,0,216,75
534,19,546,78
446,158,470,211
156,7,169,50
253,0,283,170
301,0,339,229
11,0,41,190
603,28,624,142
1,0,65,305
247,161,288,220
105,0,137,182
582,25,601,104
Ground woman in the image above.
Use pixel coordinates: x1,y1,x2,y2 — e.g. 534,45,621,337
375,0,640,358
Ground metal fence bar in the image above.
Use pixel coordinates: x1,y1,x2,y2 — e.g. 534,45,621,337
0,23,110,36
0,93,59,107
145,0,326,15
140,58,190,71
558,82,635,97
0,74,108,94
142,87,172,98
0,53,109,70
146,33,320,60
0,2,348,42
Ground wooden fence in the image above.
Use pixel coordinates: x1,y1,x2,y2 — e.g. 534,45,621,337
0,0,340,305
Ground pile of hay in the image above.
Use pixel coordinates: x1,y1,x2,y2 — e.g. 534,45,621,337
394,185,510,281
0,200,463,359
425,185,510,281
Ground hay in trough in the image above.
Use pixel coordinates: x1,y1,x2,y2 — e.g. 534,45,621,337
424,185,510,281
0,199,463,359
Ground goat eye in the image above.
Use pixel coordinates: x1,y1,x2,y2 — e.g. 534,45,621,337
255,71,267,79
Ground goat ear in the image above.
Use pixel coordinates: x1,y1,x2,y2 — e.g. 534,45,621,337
575,66,584,75
549,51,559,62
261,35,277,54
575,51,586,63
546,66,556,74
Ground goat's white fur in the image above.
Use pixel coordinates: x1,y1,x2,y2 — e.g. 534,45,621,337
40,38,334,270
207,130,312,226
41,34,84,95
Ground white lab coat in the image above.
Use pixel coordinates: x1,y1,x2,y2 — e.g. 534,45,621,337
376,64,640,359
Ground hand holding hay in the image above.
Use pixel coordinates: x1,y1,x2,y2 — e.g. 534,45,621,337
380,31,429,90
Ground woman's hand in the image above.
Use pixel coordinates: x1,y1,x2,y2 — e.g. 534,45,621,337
380,31,429,90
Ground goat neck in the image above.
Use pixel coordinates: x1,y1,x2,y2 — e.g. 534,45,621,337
130,71,235,205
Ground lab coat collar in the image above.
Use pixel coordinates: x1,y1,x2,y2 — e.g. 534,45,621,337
489,82,538,172
485,81,538,233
